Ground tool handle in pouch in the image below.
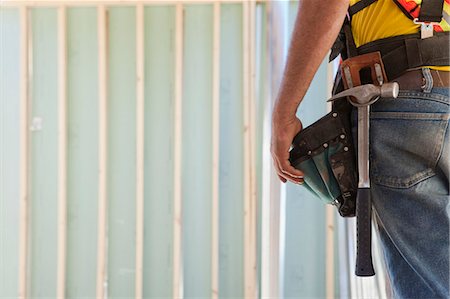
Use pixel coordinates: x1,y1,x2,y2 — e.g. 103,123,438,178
355,188,375,276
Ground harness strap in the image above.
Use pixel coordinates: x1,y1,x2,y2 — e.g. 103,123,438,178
329,17,358,62
349,0,378,18
419,0,445,22
344,21,359,58
350,0,445,23
356,32,450,80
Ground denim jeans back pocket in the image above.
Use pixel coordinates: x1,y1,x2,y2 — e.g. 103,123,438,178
370,111,450,188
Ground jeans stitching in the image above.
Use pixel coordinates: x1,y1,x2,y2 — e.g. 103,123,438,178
371,112,450,120
397,91,450,104
373,169,435,188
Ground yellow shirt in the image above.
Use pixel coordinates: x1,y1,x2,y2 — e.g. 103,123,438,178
349,0,449,71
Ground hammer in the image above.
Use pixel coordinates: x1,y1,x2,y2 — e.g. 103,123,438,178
329,82,399,276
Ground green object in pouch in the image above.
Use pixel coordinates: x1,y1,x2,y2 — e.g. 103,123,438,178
289,100,358,217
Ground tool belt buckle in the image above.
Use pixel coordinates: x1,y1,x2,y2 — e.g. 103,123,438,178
340,51,388,89
413,18,438,39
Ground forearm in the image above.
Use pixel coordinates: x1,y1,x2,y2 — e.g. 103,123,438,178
273,0,349,121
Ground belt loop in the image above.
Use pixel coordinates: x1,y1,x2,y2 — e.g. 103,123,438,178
421,67,434,93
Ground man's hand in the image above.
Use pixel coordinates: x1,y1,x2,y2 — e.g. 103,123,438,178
271,114,304,184
270,0,349,184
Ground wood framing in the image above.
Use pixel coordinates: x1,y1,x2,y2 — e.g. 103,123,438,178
211,2,220,298
135,3,145,299
243,1,258,298
173,3,184,299
56,5,68,299
18,5,29,299
1,0,269,6
96,5,108,299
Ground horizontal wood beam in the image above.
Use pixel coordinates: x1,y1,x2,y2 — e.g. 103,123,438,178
1,0,271,7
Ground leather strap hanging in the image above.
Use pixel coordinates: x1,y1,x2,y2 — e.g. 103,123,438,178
418,0,445,22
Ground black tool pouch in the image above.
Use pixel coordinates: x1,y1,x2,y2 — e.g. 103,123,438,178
288,74,358,217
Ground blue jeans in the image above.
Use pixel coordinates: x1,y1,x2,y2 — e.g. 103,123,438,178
353,83,450,298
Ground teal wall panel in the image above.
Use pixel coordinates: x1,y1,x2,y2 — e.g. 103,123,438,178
218,4,245,298
107,7,137,298
143,6,175,298
0,8,21,298
283,61,328,299
29,8,59,298
66,8,99,297
254,5,267,297
283,1,328,297
182,5,213,298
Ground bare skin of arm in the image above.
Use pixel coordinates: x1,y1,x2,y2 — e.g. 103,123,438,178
271,0,349,184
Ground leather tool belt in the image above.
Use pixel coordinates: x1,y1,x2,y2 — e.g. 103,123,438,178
356,33,450,81
394,68,450,90
332,30,450,92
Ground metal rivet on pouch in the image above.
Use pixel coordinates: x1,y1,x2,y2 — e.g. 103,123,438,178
340,134,345,139
308,150,312,155
323,143,328,148
332,113,338,117
344,146,349,152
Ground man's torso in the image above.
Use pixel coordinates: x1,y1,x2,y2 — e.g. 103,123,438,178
349,0,450,71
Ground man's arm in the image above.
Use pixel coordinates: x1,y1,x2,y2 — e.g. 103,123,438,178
271,0,349,183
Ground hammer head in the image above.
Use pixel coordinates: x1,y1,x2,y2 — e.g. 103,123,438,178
328,82,399,106
380,82,399,98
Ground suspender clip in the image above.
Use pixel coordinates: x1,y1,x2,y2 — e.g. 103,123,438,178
414,18,439,39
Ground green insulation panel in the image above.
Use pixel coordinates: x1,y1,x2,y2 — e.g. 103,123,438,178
219,4,245,298
254,5,267,298
143,5,175,298
29,8,59,298
0,7,21,298
66,7,99,297
107,7,137,298
182,4,214,298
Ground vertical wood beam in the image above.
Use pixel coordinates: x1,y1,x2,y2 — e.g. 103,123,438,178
325,59,336,299
243,1,257,298
173,3,184,299
261,1,288,297
211,2,220,298
56,5,68,299
135,3,145,299
325,206,335,299
96,5,108,299
260,1,271,296
18,5,29,299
